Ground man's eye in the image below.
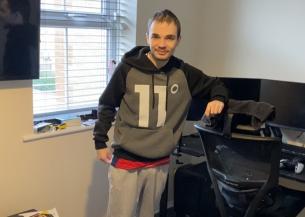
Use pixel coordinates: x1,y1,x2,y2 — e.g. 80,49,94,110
166,36,176,40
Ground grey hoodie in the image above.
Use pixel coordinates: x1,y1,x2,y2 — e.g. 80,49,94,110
93,46,228,160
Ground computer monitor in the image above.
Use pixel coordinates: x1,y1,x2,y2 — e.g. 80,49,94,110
186,98,208,121
186,77,261,121
220,77,261,101
260,79,305,131
187,77,305,132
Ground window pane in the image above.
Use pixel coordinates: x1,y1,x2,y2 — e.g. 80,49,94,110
41,0,102,14
33,27,108,114
66,28,107,109
65,0,102,13
41,0,65,11
33,27,67,114
34,0,122,115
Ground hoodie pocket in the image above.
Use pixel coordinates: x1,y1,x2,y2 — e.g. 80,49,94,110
116,127,175,159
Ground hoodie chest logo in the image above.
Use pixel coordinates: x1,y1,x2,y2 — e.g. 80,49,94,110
170,84,179,94
135,84,167,128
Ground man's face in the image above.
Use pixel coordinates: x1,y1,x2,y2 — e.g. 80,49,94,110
0,0,9,14
146,20,180,61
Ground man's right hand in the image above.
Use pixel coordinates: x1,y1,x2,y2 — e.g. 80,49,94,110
97,148,112,164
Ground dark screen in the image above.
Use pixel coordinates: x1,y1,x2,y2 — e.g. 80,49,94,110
215,77,305,131
186,98,208,121
220,77,261,101
0,0,40,81
186,77,261,121
185,76,305,130
260,79,305,131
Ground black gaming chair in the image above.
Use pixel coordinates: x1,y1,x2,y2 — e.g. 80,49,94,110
195,114,281,217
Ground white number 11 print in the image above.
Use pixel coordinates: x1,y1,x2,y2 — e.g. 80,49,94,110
135,84,167,128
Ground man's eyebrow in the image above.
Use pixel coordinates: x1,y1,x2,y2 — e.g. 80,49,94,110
165,34,177,39
151,33,160,37
151,33,177,38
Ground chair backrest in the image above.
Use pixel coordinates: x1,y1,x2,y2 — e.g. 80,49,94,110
195,120,281,217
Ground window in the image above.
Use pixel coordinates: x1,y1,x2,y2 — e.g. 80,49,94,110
33,0,125,115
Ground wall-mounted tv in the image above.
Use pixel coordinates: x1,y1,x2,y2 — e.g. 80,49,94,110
0,0,40,81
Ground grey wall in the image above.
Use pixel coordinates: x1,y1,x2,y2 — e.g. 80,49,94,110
137,0,305,83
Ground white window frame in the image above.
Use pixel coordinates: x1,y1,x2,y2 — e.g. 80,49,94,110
34,0,122,117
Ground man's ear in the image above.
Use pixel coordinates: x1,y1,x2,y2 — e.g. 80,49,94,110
145,32,149,44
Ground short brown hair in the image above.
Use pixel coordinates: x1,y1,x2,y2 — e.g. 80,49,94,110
147,9,181,38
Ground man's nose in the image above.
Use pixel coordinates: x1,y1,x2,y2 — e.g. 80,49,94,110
158,38,166,47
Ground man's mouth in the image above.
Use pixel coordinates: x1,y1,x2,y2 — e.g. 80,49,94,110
157,50,168,55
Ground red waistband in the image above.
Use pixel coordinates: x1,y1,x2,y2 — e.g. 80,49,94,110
114,157,170,170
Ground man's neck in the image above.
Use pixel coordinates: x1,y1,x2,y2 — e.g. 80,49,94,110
146,52,169,69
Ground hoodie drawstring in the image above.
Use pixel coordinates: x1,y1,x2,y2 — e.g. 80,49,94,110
165,74,169,111
152,73,155,109
151,73,169,111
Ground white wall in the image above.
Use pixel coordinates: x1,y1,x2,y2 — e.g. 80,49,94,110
138,0,305,83
0,80,110,217
198,0,305,82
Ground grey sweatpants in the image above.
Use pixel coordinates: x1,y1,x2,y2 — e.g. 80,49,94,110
105,164,169,217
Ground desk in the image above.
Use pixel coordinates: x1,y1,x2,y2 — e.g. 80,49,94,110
160,133,305,216
159,134,204,217
178,134,204,157
178,134,305,217
179,134,305,186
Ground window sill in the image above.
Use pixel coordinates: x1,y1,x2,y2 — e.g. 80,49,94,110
23,125,94,143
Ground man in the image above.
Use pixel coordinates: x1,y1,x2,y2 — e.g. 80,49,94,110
93,9,228,217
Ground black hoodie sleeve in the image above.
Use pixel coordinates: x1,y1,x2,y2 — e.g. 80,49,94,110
182,63,228,102
93,62,130,149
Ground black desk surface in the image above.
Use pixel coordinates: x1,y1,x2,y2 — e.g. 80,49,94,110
179,134,305,184
179,134,204,157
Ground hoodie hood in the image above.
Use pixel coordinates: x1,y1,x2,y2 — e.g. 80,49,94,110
121,46,183,73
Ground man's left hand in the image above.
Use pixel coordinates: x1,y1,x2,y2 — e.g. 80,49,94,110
204,100,225,117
